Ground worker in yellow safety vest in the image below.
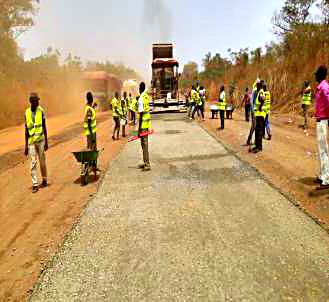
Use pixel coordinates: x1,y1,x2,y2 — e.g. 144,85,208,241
263,84,272,141
137,82,152,171
83,92,97,150
217,85,226,129
250,80,266,153
24,92,49,193
120,92,129,137
130,94,138,125
302,81,312,129
191,86,204,120
111,92,121,140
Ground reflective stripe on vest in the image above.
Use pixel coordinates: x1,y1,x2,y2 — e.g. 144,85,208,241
217,92,226,110
264,91,271,114
83,105,97,136
254,89,266,118
25,107,44,145
303,87,312,105
140,91,151,129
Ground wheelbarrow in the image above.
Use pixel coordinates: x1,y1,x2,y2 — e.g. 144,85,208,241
72,150,100,186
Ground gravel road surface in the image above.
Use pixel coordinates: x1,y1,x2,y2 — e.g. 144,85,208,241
30,114,329,301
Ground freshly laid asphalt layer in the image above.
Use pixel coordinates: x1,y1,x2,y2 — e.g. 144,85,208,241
31,114,329,301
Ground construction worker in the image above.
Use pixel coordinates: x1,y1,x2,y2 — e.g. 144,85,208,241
192,86,205,120
83,92,97,150
250,81,266,153
138,82,151,171
130,94,138,125
200,86,206,121
121,92,129,137
111,92,121,140
241,87,251,122
24,92,48,193
128,93,133,123
263,84,272,140
217,85,226,129
302,81,312,129
246,79,260,145
314,66,329,189
189,85,198,120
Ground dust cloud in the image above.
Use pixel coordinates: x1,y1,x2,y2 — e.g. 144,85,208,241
143,0,173,42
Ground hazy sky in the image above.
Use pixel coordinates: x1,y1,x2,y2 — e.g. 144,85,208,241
18,0,285,78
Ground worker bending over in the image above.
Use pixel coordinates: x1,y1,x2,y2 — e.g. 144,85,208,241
218,85,226,129
111,92,121,140
83,92,97,150
302,81,312,129
138,82,151,171
24,92,48,193
250,81,265,153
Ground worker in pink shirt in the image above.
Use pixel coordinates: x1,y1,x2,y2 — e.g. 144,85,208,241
314,65,329,190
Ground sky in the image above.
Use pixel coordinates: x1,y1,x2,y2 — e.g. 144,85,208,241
18,0,286,79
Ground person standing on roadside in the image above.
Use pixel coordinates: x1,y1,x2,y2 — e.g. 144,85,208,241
24,92,48,193
111,92,121,140
121,91,129,137
263,83,272,140
138,82,152,171
314,66,329,189
246,79,261,145
242,87,251,122
302,81,312,129
83,92,97,150
250,80,265,153
192,86,205,120
217,85,226,129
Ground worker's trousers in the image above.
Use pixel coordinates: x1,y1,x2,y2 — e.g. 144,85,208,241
245,104,251,122
141,130,150,167
255,116,265,151
247,112,256,145
187,103,195,118
28,140,47,186
192,105,204,119
303,105,309,129
264,114,271,138
219,110,225,129
317,120,329,185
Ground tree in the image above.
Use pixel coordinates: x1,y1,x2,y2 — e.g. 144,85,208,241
272,0,315,35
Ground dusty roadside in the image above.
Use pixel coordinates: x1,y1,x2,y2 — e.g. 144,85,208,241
200,107,329,232
0,112,127,302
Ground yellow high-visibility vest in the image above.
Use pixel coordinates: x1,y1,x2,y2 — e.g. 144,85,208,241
217,91,226,111
264,90,271,114
25,106,45,145
83,105,97,136
111,97,120,117
254,89,266,118
303,87,312,105
140,91,151,130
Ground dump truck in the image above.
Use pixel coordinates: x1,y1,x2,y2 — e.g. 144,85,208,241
151,43,184,111
83,71,122,111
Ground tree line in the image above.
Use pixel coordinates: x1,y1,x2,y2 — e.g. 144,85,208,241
181,0,329,112
0,0,140,129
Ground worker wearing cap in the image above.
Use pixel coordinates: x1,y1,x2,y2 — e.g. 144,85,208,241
251,81,266,153
314,66,329,189
246,78,260,145
138,82,151,171
24,92,48,193
217,85,226,129
302,81,312,129
263,84,272,140
111,92,121,140
83,92,97,150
